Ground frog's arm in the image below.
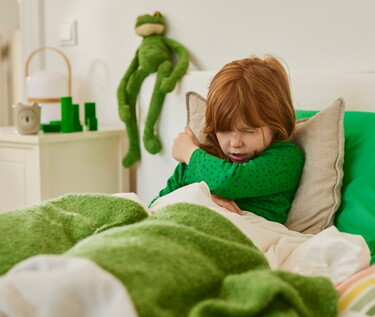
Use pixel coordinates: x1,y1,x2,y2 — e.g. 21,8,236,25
117,50,139,121
160,37,189,93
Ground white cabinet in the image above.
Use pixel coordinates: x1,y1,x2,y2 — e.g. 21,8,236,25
0,126,129,213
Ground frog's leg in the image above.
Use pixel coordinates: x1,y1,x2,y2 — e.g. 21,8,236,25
122,68,149,167
143,60,173,154
117,53,139,123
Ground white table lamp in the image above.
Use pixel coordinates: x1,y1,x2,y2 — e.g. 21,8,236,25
25,47,71,124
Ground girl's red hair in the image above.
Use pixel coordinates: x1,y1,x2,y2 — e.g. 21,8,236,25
202,56,295,158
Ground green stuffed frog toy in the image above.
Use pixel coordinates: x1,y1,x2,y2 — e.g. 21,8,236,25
117,12,189,167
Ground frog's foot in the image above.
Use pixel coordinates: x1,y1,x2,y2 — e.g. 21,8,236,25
119,104,131,122
122,146,141,168
143,133,162,154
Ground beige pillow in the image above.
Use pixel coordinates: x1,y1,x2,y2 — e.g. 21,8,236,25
286,98,345,233
185,91,345,234
186,91,207,143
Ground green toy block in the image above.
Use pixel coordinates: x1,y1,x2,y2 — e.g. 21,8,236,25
40,122,61,133
84,102,98,131
84,102,96,124
61,97,74,133
73,104,83,132
87,117,98,131
61,97,83,133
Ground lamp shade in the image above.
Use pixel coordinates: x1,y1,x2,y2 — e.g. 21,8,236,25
26,70,68,102
25,47,71,123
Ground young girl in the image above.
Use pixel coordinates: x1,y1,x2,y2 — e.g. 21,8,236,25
151,56,304,224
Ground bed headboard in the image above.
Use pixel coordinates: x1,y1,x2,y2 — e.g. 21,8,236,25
136,70,375,204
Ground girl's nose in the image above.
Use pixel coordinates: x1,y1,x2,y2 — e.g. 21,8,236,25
230,132,243,147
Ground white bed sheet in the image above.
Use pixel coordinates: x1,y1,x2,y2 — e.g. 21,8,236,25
0,255,137,317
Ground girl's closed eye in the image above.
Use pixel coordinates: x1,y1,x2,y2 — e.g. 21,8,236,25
244,129,256,134
239,126,259,134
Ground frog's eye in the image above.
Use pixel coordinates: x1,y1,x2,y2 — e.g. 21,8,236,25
154,11,161,17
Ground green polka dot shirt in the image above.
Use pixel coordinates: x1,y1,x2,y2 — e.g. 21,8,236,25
151,141,304,223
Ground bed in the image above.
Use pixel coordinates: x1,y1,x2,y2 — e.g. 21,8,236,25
0,70,375,317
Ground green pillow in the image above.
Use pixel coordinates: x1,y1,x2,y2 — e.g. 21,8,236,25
335,111,375,264
296,109,375,264
295,110,319,120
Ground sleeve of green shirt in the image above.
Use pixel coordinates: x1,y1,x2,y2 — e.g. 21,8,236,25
149,162,188,206
185,141,304,200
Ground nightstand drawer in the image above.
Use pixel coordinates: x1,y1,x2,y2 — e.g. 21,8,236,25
0,147,26,163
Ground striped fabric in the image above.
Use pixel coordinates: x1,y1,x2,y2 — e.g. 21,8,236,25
337,265,375,316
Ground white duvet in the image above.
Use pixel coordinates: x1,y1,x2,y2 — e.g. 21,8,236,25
0,182,370,317
148,182,370,283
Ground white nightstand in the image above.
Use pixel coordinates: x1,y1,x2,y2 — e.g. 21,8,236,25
0,126,129,213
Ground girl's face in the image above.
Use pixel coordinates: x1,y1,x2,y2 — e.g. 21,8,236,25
216,121,273,164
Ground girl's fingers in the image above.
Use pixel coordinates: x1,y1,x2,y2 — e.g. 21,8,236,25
227,203,242,215
185,126,194,135
185,126,200,146
211,194,244,215
232,203,244,215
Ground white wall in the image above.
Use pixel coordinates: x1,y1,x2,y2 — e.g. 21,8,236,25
18,0,375,128
0,0,19,125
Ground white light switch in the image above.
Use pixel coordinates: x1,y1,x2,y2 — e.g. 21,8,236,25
59,19,77,45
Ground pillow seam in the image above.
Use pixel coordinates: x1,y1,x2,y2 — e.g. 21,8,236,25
321,98,345,230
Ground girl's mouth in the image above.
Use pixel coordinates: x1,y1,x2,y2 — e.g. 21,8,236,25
228,153,249,164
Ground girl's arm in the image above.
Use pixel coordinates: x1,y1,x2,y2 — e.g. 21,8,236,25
172,126,199,164
185,142,304,200
149,163,188,206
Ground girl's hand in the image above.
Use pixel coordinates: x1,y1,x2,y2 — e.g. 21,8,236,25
172,126,200,163
211,194,244,215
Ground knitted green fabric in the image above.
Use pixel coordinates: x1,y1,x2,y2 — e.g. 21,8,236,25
0,197,338,316
190,270,338,317
66,202,338,317
0,193,147,275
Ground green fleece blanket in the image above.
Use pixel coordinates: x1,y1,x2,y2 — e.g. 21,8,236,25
0,193,147,275
0,195,338,316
